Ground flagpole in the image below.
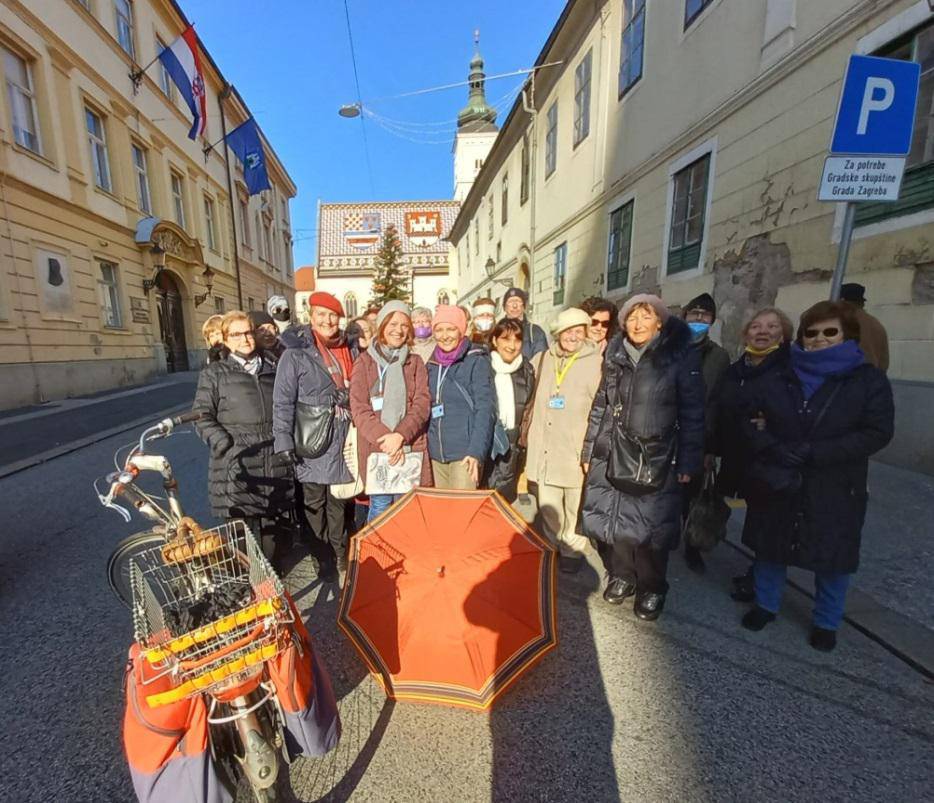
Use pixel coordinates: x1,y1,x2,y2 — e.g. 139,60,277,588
129,24,193,89
219,83,244,309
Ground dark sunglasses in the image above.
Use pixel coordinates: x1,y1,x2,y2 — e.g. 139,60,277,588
803,326,840,339
590,319,610,329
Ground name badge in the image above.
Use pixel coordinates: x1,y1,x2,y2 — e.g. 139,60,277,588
431,403,445,419
371,396,384,411
548,395,566,410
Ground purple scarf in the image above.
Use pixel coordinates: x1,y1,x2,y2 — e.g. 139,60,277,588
433,338,468,367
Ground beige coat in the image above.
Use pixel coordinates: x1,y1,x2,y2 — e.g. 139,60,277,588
525,340,603,488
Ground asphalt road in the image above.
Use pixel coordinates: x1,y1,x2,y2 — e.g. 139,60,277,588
0,423,931,801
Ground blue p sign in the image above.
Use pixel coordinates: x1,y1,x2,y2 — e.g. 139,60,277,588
830,55,920,156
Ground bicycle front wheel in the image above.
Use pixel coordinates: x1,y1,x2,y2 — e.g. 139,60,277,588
107,530,165,608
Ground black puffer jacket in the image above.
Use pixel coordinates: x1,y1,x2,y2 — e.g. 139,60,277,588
712,345,790,497
580,319,705,550
192,356,294,520
740,360,893,574
484,358,536,501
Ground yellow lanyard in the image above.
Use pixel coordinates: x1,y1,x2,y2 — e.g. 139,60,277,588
553,351,581,390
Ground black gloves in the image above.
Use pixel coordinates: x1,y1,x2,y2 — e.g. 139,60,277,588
776,442,812,468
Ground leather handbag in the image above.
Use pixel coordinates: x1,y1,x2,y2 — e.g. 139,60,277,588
292,401,334,460
606,426,676,495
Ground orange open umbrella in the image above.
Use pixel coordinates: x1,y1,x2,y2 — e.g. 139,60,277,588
337,488,557,710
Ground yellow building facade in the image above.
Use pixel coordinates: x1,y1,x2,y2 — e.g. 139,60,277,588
0,0,296,409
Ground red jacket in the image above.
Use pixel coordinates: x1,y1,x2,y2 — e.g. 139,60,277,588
349,350,433,487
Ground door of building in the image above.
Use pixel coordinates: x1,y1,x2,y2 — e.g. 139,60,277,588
156,271,189,372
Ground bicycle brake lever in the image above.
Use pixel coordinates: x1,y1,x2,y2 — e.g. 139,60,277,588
99,493,133,523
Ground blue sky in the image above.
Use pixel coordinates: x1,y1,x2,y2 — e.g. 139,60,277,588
182,0,568,267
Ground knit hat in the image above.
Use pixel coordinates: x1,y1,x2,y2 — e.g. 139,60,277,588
503,287,528,306
266,295,290,316
307,291,344,317
683,292,717,321
618,294,670,328
472,297,496,317
840,283,866,304
550,307,591,336
247,310,276,329
433,304,468,337
376,300,411,331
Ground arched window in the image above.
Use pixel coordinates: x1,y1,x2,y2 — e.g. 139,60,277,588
344,292,358,319
437,290,450,306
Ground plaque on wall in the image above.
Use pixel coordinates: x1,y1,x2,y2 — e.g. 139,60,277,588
130,296,151,323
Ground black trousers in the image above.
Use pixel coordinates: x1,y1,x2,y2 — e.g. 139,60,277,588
301,482,350,568
598,540,670,594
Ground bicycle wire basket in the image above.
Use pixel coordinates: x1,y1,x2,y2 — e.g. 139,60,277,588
129,520,294,707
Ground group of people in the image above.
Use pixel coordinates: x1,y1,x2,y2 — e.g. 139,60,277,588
190,280,894,653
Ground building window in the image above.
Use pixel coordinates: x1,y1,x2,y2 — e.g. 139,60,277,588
473,218,479,254
131,144,151,214
283,232,292,273
465,232,470,265
553,243,567,306
114,0,135,58
501,172,509,225
344,292,358,319
3,48,42,154
574,50,592,146
438,290,450,306
255,212,264,259
170,171,186,228
214,296,225,314
620,0,646,97
238,195,251,246
247,296,255,310
85,107,112,192
487,196,494,240
607,200,634,291
264,220,273,265
203,196,217,251
520,134,530,205
684,0,714,29
474,158,484,171
98,262,123,328
855,22,934,227
545,101,558,178
280,197,288,221
156,38,177,102
668,153,710,274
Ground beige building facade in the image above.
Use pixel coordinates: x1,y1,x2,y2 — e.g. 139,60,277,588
450,0,934,472
0,0,296,409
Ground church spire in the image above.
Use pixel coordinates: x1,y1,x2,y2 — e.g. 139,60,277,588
457,30,498,132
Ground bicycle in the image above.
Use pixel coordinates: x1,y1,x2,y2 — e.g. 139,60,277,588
96,411,293,802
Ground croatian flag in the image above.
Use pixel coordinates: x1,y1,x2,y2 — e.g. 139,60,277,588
158,27,206,140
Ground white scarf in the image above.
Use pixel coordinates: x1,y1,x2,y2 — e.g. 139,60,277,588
490,351,523,430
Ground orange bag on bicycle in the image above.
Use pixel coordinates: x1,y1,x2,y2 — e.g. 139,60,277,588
123,643,232,803
266,598,341,759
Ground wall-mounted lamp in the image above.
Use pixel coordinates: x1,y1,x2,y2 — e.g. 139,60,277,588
193,265,216,308
484,257,496,278
142,244,166,294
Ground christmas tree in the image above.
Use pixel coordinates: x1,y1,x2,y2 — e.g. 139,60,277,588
370,224,410,306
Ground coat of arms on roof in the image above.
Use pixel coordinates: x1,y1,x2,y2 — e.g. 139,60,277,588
344,211,381,250
404,211,442,248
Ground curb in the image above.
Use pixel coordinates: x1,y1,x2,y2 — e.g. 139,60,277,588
0,403,191,480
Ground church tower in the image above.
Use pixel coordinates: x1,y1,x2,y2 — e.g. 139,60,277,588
453,32,499,202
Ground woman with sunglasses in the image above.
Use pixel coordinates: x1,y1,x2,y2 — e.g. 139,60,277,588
580,296,618,356
738,300,893,651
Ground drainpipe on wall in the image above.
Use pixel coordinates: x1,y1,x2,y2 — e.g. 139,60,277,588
218,83,244,309
522,78,538,308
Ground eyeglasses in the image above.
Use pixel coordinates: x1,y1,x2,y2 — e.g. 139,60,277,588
227,330,255,341
590,319,610,329
803,327,840,339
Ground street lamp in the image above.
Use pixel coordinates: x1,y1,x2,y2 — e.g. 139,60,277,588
142,244,166,294
484,257,496,278
194,265,216,308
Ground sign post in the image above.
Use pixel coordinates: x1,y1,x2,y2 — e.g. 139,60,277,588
819,54,920,298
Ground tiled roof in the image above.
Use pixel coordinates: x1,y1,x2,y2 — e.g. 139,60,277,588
294,266,316,291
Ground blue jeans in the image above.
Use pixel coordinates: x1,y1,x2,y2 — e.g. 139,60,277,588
367,493,402,523
753,560,852,630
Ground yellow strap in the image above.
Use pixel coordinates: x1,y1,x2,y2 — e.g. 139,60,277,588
553,351,581,390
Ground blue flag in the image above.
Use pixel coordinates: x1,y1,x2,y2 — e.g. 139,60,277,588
225,117,271,195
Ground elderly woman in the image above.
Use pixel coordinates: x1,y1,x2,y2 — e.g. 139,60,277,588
579,296,618,356
525,308,602,573
201,314,227,363
484,317,536,503
192,310,294,563
426,305,495,490
581,295,705,621
350,301,432,521
411,306,435,362
471,297,497,347
739,300,893,651
273,292,357,581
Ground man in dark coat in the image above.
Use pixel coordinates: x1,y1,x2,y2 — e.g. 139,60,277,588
192,311,294,565
681,292,731,572
502,287,548,360
840,282,889,372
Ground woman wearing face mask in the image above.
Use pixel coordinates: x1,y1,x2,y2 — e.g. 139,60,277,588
193,311,294,566
411,306,435,362
425,305,495,489
738,301,893,651
580,295,705,621
350,301,432,521
471,297,497,347
483,318,536,503
525,308,603,574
